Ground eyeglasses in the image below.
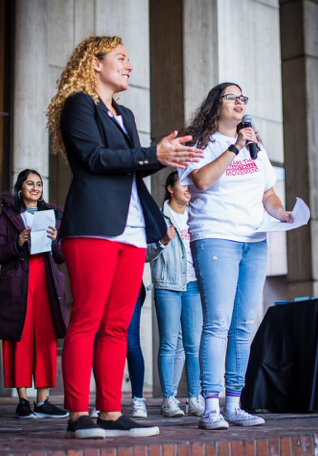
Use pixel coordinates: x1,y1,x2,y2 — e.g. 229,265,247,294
221,94,249,104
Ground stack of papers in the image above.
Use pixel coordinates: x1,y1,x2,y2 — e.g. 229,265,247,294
30,209,56,255
256,197,310,233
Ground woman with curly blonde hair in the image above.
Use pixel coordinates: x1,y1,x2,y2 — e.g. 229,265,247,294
47,35,203,440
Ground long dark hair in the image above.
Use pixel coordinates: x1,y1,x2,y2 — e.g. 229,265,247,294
186,82,246,149
14,169,48,213
163,171,179,203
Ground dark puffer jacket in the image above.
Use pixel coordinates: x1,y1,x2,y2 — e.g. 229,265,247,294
0,193,67,341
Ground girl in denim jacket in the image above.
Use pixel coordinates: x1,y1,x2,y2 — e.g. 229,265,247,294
148,171,204,417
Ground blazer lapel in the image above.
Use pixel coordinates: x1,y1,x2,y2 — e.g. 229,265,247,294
98,98,134,147
113,101,136,145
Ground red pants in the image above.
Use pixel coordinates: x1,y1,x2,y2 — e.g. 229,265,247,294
3,255,57,388
62,238,145,412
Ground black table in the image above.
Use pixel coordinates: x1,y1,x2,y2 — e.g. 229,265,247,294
241,299,318,412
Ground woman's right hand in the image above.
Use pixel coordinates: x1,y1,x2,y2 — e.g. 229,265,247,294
160,225,176,246
235,127,258,151
18,228,31,247
157,131,204,169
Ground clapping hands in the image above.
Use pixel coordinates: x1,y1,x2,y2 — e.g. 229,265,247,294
157,131,204,169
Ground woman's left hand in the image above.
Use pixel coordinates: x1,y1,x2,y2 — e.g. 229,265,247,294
277,210,293,223
263,188,293,223
47,225,58,241
157,131,204,168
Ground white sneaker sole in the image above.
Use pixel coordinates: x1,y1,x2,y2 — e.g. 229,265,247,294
103,426,159,437
228,418,265,427
65,428,106,439
17,414,37,419
188,409,204,417
34,412,70,419
198,420,229,430
162,410,184,418
132,411,148,418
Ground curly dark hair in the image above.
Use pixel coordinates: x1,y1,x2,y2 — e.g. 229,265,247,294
185,82,243,149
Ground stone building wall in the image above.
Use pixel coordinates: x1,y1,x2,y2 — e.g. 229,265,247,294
4,0,316,398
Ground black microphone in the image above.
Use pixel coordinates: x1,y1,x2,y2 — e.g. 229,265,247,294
242,115,258,160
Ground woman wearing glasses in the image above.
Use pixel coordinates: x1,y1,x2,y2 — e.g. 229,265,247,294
179,82,292,430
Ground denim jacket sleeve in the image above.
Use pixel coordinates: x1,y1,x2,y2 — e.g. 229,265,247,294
146,242,165,263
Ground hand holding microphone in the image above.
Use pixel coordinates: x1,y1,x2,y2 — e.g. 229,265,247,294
242,115,258,159
235,115,258,160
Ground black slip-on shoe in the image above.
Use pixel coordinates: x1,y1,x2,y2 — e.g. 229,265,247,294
97,414,159,437
16,399,36,419
34,399,69,418
65,415,106,439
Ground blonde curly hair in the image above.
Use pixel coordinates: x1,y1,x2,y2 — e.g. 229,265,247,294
47,35,122,157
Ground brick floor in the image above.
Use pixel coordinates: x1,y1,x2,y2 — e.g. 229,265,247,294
0,396,318,455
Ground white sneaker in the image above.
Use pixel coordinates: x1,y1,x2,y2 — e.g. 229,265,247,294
90,408,99,418
222,408,265,427
161,397,184,417
160,396,180,414
198,410,229,430
187,395,205,416
131,397,147,418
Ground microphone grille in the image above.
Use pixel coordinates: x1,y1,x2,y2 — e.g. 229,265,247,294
242,115,252,124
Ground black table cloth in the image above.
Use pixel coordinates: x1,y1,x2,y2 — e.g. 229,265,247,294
241,299,318,412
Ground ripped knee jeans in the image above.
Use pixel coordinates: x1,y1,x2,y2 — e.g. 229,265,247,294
191,238,268,397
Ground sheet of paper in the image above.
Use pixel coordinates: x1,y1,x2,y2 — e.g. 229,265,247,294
30,209,56,254
256,197,310,233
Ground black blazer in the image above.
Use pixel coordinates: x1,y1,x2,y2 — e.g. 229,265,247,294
59,92,167,243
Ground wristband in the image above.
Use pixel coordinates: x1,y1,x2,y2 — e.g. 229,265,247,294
228,144,240,155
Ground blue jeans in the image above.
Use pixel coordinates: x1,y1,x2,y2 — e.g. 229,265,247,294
127,295,144,398
155,281,202,398
173,328,185,395
191,239,267,397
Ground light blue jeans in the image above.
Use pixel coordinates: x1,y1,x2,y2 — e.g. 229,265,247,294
173,328,185,395
191,239,267,397
155,281,202,398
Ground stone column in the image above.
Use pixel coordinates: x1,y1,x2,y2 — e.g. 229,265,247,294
13,0,49,193
150,0,184,396
183,0,219,123
280,0,318,297
149,0,219,397
0,0,49,398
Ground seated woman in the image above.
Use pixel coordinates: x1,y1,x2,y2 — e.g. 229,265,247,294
0,169,68,419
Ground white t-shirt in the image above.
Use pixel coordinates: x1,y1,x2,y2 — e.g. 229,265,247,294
164,202,197,283
178,131,277,243
103,113,146,248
